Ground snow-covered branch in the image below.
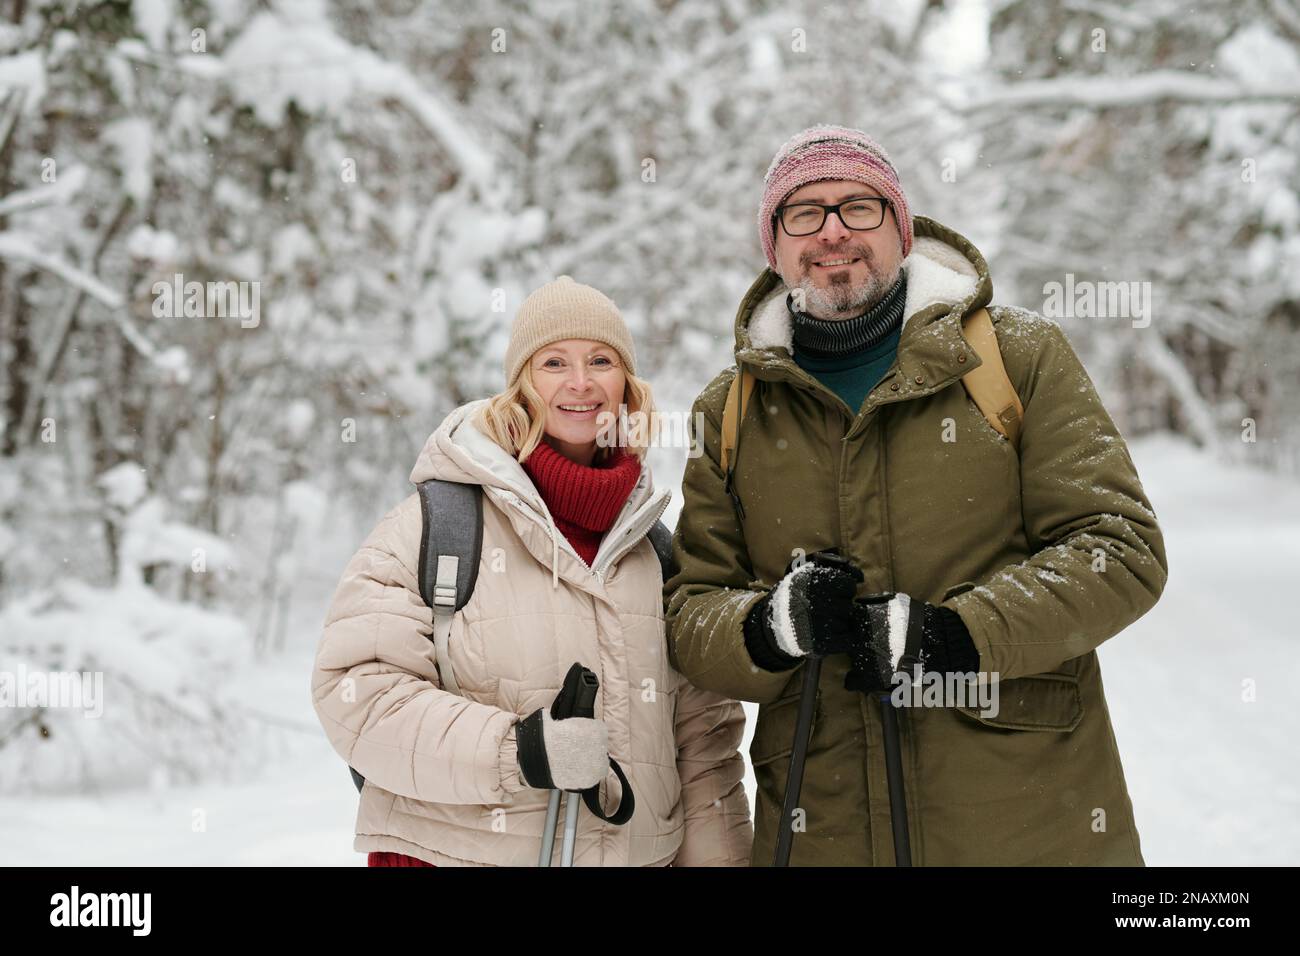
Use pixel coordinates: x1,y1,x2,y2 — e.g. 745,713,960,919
0,165,89,219
0,232,185,374
961,70,1300,111
220,10,495,192
1139,332,1222,449
0,231,122,307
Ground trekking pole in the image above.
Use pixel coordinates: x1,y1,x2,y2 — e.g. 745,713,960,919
537,663,600,867
877,691,912,866
773,654,821,867
539,791,562,866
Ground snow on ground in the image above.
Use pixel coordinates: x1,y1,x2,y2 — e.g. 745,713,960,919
1093,434,1300,866
1,433,1296,865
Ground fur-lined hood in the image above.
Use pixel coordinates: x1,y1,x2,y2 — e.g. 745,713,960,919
409,398,670,590
735,214,993,365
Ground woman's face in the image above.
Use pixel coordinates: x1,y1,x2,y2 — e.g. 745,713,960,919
529,338,626,465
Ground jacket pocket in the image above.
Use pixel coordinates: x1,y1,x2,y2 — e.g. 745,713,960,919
749,682,820,768
647,679,679,771
955,672,1083,732
941,580,978,603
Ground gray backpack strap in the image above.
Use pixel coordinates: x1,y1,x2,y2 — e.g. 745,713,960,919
647,519,677,582
416,479,483,696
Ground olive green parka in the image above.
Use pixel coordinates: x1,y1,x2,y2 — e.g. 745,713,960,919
664,215,1168,866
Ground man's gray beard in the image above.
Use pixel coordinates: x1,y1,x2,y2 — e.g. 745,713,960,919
793,264,900,320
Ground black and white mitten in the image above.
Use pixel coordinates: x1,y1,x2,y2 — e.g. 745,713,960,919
514,709,609,791
743,551,865,671
843,594,980,694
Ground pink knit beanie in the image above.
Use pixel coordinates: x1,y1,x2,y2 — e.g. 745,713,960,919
758,125,913,271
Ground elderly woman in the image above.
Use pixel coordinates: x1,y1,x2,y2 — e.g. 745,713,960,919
312,276,753,866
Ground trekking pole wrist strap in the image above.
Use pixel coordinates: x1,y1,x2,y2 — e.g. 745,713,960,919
582,758,635,826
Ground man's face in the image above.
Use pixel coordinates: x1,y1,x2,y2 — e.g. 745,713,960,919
772,179,904,320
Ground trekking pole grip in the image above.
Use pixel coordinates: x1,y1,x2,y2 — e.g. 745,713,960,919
551,662,598,721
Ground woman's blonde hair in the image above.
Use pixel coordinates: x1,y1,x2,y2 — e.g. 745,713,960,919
474,360,659,465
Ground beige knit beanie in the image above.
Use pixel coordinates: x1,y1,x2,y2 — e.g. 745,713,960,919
503,276,637,387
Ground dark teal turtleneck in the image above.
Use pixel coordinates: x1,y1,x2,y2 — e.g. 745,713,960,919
790,272,907,416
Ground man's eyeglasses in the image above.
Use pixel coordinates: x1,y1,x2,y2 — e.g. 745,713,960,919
773,197,891,237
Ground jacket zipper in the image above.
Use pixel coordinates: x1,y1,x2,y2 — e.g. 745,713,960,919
593,492,671,577
502,489,669,584
501,494,595,573
833,404,848,550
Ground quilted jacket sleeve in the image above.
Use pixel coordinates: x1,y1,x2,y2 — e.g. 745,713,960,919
669,673,754,866
310,493,528,804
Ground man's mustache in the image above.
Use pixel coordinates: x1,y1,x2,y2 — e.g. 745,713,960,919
799,246,874,269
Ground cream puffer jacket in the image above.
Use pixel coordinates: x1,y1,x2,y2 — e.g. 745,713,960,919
311,399,753,866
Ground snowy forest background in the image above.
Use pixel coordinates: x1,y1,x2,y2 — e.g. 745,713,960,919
1,0,1298,865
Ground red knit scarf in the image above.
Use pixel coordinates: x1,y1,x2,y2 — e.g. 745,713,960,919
521,438,642,567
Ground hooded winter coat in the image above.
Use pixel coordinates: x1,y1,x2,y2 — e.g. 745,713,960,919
665,215,1169,866
313,399,754,866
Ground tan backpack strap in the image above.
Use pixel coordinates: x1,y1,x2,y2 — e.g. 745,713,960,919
720,365,756,474
960,307,1024,450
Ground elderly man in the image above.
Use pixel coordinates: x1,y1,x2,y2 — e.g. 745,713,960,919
664,125,1168,866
